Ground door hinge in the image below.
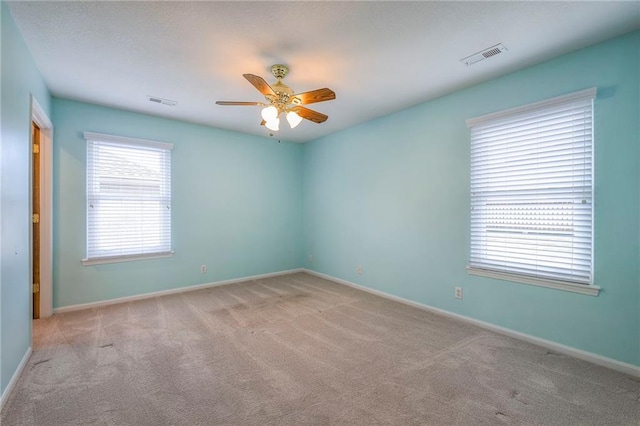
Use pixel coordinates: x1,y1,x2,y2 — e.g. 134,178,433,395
32,213,40,224
33,143,40,154
33,283,40,293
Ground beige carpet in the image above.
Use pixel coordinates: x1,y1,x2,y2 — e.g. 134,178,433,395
2,272,639,425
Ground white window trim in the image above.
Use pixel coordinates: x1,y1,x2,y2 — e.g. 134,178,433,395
83,131,173,265
81,251,174,266
466,87,597,127
83,131,174,150
466,87,598,296
467,267,601,296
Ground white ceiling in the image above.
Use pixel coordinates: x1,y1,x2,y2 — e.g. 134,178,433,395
7,1,640,143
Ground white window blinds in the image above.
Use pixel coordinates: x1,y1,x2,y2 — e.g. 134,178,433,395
467,88,596,286
84,132,172,261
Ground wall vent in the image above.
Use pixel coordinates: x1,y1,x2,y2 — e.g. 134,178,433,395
460,43,507,66
147,96,177,106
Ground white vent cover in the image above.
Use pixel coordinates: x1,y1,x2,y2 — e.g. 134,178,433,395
147,96,177,106
460,43,507,66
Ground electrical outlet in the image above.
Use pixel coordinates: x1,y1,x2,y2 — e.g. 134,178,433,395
200,265,207,274
454,287,463,299
356,265,363,275
308,255,313,263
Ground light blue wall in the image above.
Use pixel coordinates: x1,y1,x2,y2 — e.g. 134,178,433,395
2,5,637,402
52,99,303,308
0,1,51,395
303,31,640,366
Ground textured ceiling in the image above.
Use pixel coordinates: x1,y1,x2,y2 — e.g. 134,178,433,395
7,1,640,143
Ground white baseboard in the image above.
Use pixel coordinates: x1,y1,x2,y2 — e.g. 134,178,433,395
1,346,32,411
304,269,640,378
54,268,304,314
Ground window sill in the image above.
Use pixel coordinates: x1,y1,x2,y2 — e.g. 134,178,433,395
81,251,174,266
466,267,600,296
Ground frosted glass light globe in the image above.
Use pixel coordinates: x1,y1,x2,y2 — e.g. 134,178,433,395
286,111,303,128
265,117,280,131
261,106,278,121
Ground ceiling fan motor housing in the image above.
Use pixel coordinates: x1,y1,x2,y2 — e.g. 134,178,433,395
271,64,289,79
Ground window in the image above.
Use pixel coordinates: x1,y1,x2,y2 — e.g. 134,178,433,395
466,88,599,296
82,132,173,265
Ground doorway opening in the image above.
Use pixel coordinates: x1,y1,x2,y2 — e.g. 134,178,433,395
30,96,53,319
32,122,41,318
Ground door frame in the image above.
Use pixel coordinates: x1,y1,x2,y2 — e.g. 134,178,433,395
30,95,53,318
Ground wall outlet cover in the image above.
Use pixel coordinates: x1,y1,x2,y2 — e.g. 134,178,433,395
455,287,463,299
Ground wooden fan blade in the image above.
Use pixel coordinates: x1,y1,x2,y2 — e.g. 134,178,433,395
216,101,263,106
291,106,328,124
292,88,336,105
243,74,276,97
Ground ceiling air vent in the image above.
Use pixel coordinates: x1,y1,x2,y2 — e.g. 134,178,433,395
147,96,177,106
460,43,507,66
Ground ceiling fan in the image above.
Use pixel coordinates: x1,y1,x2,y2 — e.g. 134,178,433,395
216,64,336,132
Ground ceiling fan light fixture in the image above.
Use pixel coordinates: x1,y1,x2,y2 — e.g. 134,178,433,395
265,117,280,131
286,111,303,128
261,105,279,121
217,64,335,130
